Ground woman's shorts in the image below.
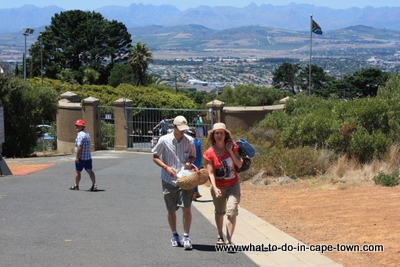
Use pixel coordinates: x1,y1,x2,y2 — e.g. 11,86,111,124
211,180,240,217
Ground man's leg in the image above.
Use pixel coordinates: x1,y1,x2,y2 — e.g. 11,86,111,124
75,170,81,186
168,211,177,232
182,207,193,249
182,207,192,234
86,169,96,186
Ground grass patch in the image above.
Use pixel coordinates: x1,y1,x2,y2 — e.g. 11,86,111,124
373,169,400,187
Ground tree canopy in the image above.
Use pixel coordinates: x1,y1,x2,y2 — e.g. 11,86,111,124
259,74,400,163
0,76,59,157
29,10,131,85
272,62,301,94
219,84,287,106
319,68,389,98
272,62,390,100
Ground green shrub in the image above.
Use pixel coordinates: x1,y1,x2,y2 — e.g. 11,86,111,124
264,147,335,177
281,108,337,149
373,169,400,187
349,128,392,163
100,120,115,149
258,109,291,130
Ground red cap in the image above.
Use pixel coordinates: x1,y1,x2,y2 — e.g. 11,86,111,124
75,119,85,126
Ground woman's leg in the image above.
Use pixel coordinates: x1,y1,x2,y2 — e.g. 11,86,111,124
226,215,237,244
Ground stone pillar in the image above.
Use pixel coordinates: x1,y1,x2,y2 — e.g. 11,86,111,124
81,96,100,151
114,97,133,151
57,93,81,154
60,91,79,103
206,99,225,124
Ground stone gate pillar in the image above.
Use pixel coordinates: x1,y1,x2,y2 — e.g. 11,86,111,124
114,98,133,151
206,99,225,124
81,96,100,151
57,93,81,154
57,93,100,154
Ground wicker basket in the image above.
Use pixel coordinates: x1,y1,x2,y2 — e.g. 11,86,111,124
177,168,209,190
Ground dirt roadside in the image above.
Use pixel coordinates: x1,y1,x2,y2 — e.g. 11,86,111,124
239,179,399,267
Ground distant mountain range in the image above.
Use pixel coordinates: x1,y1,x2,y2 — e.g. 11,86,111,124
0,3,399,34
2,23,399,62
127,24,400,52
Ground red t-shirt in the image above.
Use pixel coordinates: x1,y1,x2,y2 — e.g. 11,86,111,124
203,146,239,188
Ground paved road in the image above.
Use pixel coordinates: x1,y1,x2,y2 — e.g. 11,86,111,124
0,151,259,267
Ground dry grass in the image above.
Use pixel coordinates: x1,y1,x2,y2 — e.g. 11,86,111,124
324,143,400,184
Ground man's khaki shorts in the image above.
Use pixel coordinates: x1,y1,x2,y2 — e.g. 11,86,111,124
162,180,193,212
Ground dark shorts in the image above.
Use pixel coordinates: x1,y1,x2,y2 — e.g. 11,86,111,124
75,159,93,172
162,180,193,212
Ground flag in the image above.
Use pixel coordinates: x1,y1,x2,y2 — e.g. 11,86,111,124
312,19,323,35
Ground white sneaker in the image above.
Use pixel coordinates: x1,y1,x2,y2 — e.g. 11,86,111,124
171,235,181,247
183,237,193,250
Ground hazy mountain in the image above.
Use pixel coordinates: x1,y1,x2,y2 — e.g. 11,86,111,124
95,3,181,28
127,24,400,52
0,3,399,34
0,5,64,34
1,23,399,62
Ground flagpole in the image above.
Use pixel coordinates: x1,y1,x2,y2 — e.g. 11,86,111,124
309,14,313,96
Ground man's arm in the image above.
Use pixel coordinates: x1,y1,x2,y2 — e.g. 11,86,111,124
75,145,82,162
185,141,196,168
153,154,176,177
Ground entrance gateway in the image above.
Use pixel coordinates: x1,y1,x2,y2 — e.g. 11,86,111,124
99,107,212,151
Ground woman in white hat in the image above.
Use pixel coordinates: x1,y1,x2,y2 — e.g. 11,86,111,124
203,123,243,245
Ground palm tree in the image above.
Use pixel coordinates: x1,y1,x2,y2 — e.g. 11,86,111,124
83,68,101,85
127,41,153,86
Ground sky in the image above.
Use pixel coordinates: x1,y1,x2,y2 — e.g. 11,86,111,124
1,0,399,11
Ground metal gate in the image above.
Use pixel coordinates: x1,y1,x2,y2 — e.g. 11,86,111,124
99,106,115,149
126,107,211,152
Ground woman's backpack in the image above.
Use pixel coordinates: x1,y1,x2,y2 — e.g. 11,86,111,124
235,139,256,173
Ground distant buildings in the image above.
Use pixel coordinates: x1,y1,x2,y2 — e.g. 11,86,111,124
187,79,208,86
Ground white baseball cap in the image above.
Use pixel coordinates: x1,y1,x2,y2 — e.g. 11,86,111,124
173,115,189,131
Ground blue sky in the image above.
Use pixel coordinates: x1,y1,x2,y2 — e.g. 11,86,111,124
1,1,399,11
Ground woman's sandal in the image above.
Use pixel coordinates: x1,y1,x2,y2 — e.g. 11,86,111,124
69,185,79,190
89,185,98,191
216,237,225,245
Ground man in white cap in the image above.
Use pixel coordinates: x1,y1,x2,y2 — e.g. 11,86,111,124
152,115,196,250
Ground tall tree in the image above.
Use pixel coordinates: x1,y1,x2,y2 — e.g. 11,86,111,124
108,64,134,87
272,62,301,94
299,65,334,94
320,68,390,99
127,42,153,86
29,10,131,84
346,68,389,97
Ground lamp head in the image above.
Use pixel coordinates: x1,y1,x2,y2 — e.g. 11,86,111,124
23,28,34,34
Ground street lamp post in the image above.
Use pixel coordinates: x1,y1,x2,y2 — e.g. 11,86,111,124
23,28,34,80
40,34,43,85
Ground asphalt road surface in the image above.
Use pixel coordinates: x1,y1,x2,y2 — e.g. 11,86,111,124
0,151,259,267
